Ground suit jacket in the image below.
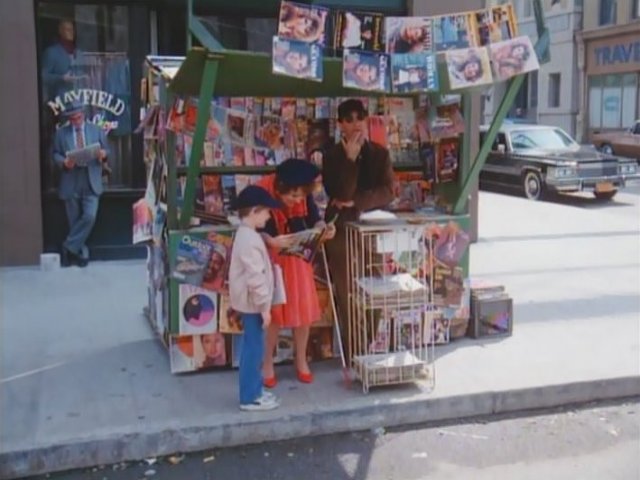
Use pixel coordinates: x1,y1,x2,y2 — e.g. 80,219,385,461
41,43,81,101
322,140,395,225
52,122,109,199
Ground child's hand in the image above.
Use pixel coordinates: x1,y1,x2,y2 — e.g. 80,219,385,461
269,235,295,250
262,311,272,328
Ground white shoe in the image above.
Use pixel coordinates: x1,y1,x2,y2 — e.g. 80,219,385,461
262,391,277,401
240,393,279,411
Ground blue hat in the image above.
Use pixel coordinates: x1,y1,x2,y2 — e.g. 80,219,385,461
276,158,320,187
61,100,85,117
234,185,281,210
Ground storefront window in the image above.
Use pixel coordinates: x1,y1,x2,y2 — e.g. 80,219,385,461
599,0,617,25
37,3,133,190
621,74,638,127
588,76,603,128
602,75,622,128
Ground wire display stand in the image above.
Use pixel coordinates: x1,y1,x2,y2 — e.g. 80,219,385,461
346,221,436,394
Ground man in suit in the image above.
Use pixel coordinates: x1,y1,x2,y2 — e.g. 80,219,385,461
322,99,394,357
41,19,84,103
52,102,109,267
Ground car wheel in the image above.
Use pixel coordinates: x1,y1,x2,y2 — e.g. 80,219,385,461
600,143,614,155
522,171,545,200
593,190,617,201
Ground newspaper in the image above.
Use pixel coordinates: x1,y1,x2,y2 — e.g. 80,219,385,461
66,142,101,167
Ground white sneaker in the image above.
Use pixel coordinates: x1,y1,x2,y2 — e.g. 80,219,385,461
240,393,280,411
262,391,276,401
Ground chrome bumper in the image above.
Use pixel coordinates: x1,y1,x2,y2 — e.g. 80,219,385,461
546,173,640,192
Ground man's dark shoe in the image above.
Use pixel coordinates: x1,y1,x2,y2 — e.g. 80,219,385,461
60,247,72,267
76,256,89,268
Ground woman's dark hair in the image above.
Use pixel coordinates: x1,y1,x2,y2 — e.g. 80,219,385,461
459,56,483,82
274,178,314,196
511,43,531,61
338,99,367,121
280,5,321,39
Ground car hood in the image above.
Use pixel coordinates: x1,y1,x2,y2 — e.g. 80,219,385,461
512,146,617,163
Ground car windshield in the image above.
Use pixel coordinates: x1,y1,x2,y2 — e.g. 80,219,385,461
509,128,578,151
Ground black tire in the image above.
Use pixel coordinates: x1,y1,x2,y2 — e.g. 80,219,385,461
593,190,617,201
600,143,614,155
522,170,545,200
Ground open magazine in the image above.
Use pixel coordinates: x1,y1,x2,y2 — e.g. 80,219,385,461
279,227,325,263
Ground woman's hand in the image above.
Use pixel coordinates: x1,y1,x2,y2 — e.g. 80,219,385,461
264,234,295,250
316,221,336,241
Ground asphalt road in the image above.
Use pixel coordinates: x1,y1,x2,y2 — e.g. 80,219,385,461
36,401,640,480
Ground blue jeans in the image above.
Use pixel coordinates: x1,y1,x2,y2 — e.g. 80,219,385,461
63,169,99,260
239,313,264,405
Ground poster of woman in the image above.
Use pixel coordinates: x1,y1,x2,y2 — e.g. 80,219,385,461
489,36,539,82
445,46,493,90
342,50,390,92
272,36,323,82
385,17,433,53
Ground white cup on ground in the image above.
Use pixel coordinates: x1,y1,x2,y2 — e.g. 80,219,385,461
40,253,61,271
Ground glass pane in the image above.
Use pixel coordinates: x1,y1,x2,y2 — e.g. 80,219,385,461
38,3,133,189
588,78,603,128
602,75,622,128
529,70,538,108
621,74,638,127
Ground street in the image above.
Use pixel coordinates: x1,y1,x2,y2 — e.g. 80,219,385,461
35,401,640,480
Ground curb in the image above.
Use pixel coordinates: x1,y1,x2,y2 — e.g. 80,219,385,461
2,376,639,479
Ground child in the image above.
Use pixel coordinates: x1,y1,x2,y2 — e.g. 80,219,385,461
229,186,282,411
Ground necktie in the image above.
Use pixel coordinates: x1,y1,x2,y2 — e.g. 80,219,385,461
75,127,84,149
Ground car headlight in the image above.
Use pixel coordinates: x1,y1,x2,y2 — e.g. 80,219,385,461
548,166,577,178
619,163,637,174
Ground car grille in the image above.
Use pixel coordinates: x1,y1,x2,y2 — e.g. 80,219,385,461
577,162,617,178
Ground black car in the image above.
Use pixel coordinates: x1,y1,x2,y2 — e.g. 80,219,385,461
479,124,640,201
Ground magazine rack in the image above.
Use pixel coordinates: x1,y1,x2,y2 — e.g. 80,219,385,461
139,0,551,375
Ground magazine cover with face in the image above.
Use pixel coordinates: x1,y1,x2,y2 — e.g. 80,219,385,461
219,293,243,334
334,10,384,51
391,53,438,93
272,36,323,82
169,333,227,373
202,232,233,292
385,17,434,53
489,36,539,82
343,50,390,92
476,4,519,46
178,284,218,335
278,1,329,45
445,46,493,90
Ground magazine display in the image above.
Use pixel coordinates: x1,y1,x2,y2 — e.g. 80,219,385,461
385,17,433,53
132,198,153,244
437,139,459,183
272,36,323,82
334,10,384,51
433,13,477,51
169,333,227,373
342,50,390,92
489,36,540,82
277,1,329,45
433,265,464,307
476,4,518,46
357,273,426,298
445,46,493,90
66,142,101,167
172,234,214,286
178,284,218,335
391,53,438,93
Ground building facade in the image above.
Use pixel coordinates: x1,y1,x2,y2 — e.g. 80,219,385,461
482,0,583,137
576,0,640,143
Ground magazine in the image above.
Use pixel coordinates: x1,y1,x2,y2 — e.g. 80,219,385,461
202,232,233,292
357,273,426,298
385,17,433,53
433,222,470,267
178,284,218,335
172,234,214,286
391,53,438,93
272,36,323,82
307,327,334,361
433,265,464,307
225,109,250,144
132,198,153,244
202,175,224,215
219,293,243,334
445,46,493,90
169,333,227,373
476,4,518,46
343,50,390,92
279,227,325,263
489,36,540,82
437,139,459,183
429,103,466,140
433,13,477,51
419,142,437,183
426,309,450,344
66,142,101,167
334,10,384,51
397,308,425,350
278,1,329,45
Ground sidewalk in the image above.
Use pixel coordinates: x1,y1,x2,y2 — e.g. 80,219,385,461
2,190,639,478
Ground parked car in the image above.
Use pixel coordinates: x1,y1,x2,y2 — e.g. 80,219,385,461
479,124,640,201
591,120,640,161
